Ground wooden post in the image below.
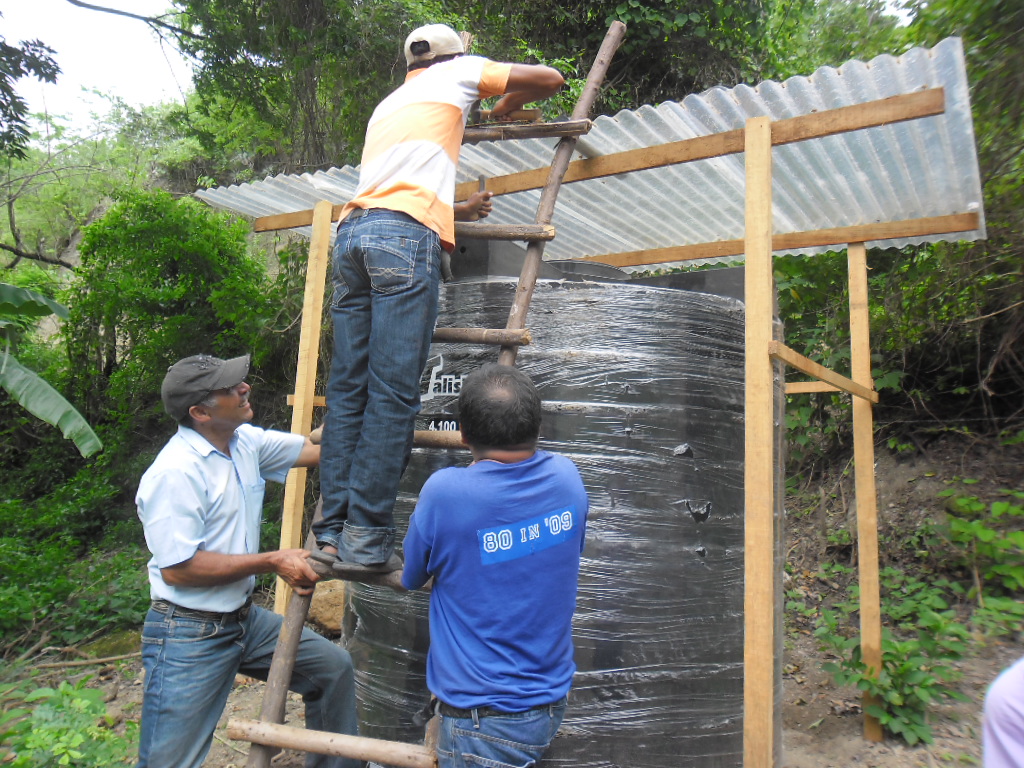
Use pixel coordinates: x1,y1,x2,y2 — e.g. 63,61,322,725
498,20,627,366
743,115,776,768
847,241,884,741
274,200,333,614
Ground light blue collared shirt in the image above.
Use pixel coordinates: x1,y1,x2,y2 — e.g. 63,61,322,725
136,423,304,612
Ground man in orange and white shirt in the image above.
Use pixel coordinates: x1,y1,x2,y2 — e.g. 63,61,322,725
313,24,563,571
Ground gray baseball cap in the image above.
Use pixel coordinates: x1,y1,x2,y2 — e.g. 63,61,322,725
161,353,250,421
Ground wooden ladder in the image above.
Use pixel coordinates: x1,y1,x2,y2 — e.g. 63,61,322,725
234,22,626,767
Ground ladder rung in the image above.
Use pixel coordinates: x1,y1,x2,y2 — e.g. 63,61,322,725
414,430,464,449
454,222,555,241
228,719,434,768
432,327,531,346
463,118,593,145
307,558,407,588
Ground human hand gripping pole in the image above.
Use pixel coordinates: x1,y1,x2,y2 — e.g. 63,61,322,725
268,549,320,596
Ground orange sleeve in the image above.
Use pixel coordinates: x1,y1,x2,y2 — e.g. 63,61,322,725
478,61,513,98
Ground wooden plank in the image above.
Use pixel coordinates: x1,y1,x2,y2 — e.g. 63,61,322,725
274,200,333,615
773,211,977,251
255,204,345,233
773,88,944,146
848,242,884,741
454,88,945,201
256,212,558,241
229,719,435,768
785,381,841,394
463,118,592,145
287,394,326,407
251,89,946,234
743,115,776,768
573,212,979,268
768,341,879,403
455,222,556,241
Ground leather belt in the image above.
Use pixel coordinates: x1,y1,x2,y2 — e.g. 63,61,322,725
150,598,252,623
437,700,551,719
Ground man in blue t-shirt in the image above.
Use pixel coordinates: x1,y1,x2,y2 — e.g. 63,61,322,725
402,363,588,768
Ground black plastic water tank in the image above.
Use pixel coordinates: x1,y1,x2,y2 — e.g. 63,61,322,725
343,274,780,768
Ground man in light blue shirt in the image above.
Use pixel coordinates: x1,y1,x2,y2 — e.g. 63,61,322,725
136,353,359,768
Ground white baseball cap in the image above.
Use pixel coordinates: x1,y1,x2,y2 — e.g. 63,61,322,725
404,24,465,66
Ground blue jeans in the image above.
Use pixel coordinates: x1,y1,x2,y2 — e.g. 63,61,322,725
436,699,567,768
138,603,360,768
314,208,442,564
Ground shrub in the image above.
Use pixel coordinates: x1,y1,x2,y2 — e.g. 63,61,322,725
0,677,136,766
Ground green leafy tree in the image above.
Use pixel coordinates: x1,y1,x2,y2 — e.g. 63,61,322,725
0,102,179,270
0,19,60,160
60,188,273,441
766,0,910,79
162,0,412,175
436,0,770,111
906,0,1024,421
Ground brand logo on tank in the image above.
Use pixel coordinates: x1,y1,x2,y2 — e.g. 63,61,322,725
421,355,464,402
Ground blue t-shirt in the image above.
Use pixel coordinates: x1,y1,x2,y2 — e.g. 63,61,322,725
402,450,588,711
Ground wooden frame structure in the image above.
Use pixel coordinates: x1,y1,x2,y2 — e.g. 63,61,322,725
257,87,980,768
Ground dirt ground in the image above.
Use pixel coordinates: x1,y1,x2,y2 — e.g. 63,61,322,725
64,437,1024,766
779,434,1023,768
92,620,1019,768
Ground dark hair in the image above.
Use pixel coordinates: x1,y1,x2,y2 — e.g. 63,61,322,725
407,52,462,71
459,364,542,449
178,393,218,429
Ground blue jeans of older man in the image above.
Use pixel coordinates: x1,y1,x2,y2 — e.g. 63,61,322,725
314,208,442,564
137,603,360,768
436,698,567,768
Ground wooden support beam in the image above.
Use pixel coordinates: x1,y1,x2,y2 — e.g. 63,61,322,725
773,88,944,145
848,241,884,742
274,200,333,615
768,341,879,403
431,327,532,346
743,115,776,768
229,720,435,768
250,89,945,235
785,381,841,394
255,204,346,233
454,222,556,241
573,212,979,268
454,88,944,201
463,118,592,145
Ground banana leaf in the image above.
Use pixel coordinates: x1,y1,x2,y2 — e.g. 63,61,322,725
0,352,102,457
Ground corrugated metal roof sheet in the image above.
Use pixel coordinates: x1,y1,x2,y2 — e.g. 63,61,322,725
196,37,985,267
